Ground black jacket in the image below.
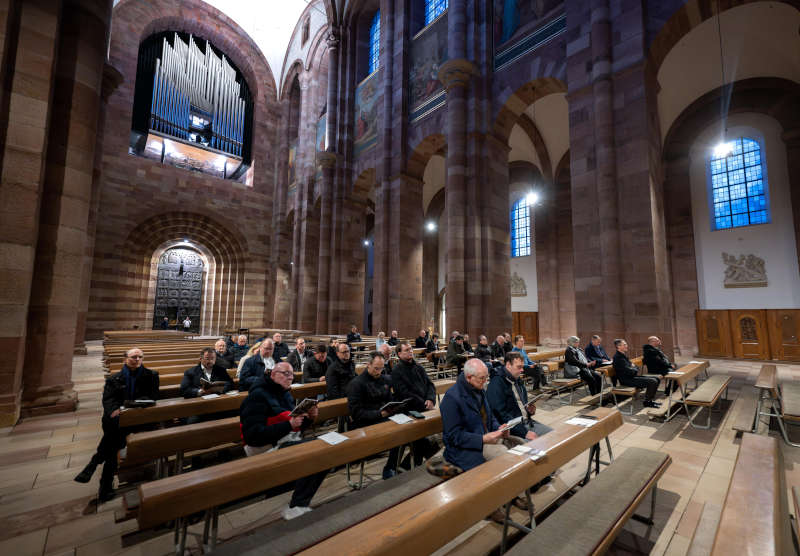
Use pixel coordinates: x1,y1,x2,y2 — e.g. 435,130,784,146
302,356,328,383
273,342,290,361
463,341,473,353
426,339,439,353
642,344,675,375
415,336,427,349
230,343,250,362
214,350,235,369
387,337,398,346
564,346,592,378
503,341,513,354
347,370,392,429
346,332,362,344
391,358,435,412
240,375,310,448
179,364,234,398
490,342,506,360
612,351,640,384
475,343,492,363
326,345,338,364
239,354,275,391
486,367,530,439
102,365,159,417
287,348,314,374
326,357,356,399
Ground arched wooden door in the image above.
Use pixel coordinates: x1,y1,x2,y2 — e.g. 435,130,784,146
767,309,800,361
695,310,732,357
730,310,769,360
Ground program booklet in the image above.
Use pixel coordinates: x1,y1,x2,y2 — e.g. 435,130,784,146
380,398,413,414
497,416,523,432
290,397,319,417
124,399,156,408
201,378,228,394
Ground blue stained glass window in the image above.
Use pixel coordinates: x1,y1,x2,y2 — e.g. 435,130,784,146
511,197,532,257
708,137,770,230
424,0,448,25
368,11,380,74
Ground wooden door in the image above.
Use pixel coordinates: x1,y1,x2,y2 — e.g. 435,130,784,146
512,312,538,345
696,310,733,357
730,309,770,360
767,309,800,361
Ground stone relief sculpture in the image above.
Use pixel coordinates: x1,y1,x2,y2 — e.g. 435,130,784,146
722,253,767,288
510,271,527,297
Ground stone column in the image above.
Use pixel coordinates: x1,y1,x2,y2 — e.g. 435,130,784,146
440,0,475,335
0,0,62,426
23,0,112,416
783,128,800,273
271,99,292,329
316,29,340,333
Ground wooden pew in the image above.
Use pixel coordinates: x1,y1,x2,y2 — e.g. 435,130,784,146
708,433,792,555
655,360,710,422
298,407,623,556
777,380,800,447
684,373,732,429
595,356,646,414
135,409,445,531
731,384,760,433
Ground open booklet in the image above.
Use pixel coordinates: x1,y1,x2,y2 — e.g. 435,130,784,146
123,399,156,408
290,397,319,417
526,392,551,408
380,398,413,414
497,416,523,432
201,378,228,394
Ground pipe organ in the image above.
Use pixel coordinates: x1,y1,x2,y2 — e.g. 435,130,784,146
131,31,253,179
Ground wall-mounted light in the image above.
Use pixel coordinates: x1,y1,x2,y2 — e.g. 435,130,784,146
363,239,370,246
526,192,539,206
426,221,437,232
713,141,733,159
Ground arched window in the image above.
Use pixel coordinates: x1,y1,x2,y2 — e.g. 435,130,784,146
511,197,531,257
424,0,448,25
708,137,770,230
368,10,381,74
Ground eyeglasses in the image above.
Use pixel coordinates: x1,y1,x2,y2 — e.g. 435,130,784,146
128,355,144,359
272,370,293,377
471,374,489,382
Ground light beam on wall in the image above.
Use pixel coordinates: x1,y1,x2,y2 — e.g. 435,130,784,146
526,192,539,206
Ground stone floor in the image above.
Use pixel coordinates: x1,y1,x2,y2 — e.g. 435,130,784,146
0,343,798,555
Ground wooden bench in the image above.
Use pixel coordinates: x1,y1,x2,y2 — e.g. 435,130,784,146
657,360,710,422
297,407,623,556
578,356,643,407
731,384,760,433
777,380,800,447
683,374,732,429
506,447,670,555
599,356,646,415
706,433,792,555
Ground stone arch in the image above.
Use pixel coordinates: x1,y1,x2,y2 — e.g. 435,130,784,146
492,77,568,145
408,133,447,181
662,77,800,353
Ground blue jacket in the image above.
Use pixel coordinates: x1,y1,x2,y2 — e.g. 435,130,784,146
239,354,274,391
440,373,500,471
486,368,529,439
585,343,610,367
511,346,534,367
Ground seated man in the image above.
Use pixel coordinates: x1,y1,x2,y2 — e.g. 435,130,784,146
487,352,553,441
325,342,355,399
462,334,473,354
239,339,276,391
446,335,468,371
643,336,678,395
379,343,394,379
347,352,403,479
415,329,428,349
272,332,290,361
214,338,235,369
346,324,362,346
230,334,250,362
302,344,328,383
326,338,339,363
503,332,513,354
425,333,440,353
180,348,234,399
287,337,313,374
387,330,399,347
612,339,660,408
239,362,327,520
74,348,159,502
585,335,612,368
490,335,506,360
564,336,603,395
511,335,547,389
474,335,492,364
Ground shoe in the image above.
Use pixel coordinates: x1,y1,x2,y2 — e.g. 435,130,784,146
486,508,506,523
282,505,312,520
382,468,397,480
540,474,553,486
74,463,96,483
98,488,116,503
643,400,661,409
512,496,529,511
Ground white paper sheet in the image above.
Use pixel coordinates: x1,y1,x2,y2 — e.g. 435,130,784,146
318,431,349,445
226,390,239,395
389,413,414,424
201,393,220,399
564,417,597,428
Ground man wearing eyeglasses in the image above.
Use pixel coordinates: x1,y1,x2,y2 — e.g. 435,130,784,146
239,339,276,391
74,348,159,502
325,342,356,400
240,362,326,520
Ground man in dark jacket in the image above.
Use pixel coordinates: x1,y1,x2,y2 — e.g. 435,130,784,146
415,329,428,349
446,335,468,371
387,330,399,346
490,335,506,360
346,325,362,345
487,352,552,440
440,359,509,472
475,335,492,364
239,363,326,520
564,336,603,395
180,348,234,398
503,332,513,354
230,334,250,362
74,348,159,501
287,337,313,374
425,333,440,353
239,340,276,391
272,332,290,361
463,334,474,354
612,339,660,408
585,335,612,368
214,338,235,369
643,336,678,395
302,344,328,383
325,342,355,399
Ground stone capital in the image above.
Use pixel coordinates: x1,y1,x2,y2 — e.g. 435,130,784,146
438,58,478,91
326,27,341,50
101,62,123,102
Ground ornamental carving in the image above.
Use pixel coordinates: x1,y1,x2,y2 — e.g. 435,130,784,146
437,59,478,90
722,253,767,288
511,271,527,297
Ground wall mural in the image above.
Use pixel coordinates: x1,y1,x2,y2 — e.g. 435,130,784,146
493,0,563,48
314,113,327,181
511,271,528,297
354,74,379,157
409,13,447,120
153,248,204,331
288,139,297,185
723,253,768,288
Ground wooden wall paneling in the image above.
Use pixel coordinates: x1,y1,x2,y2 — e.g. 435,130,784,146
512,312,538,345
696,310,733,358
767,309,800,361
730,309,770,360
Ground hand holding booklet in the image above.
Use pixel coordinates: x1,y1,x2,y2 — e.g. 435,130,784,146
497,416,523,432
201,378,227,394
380,398,413,414
124,399,155,408
290,397,319,417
